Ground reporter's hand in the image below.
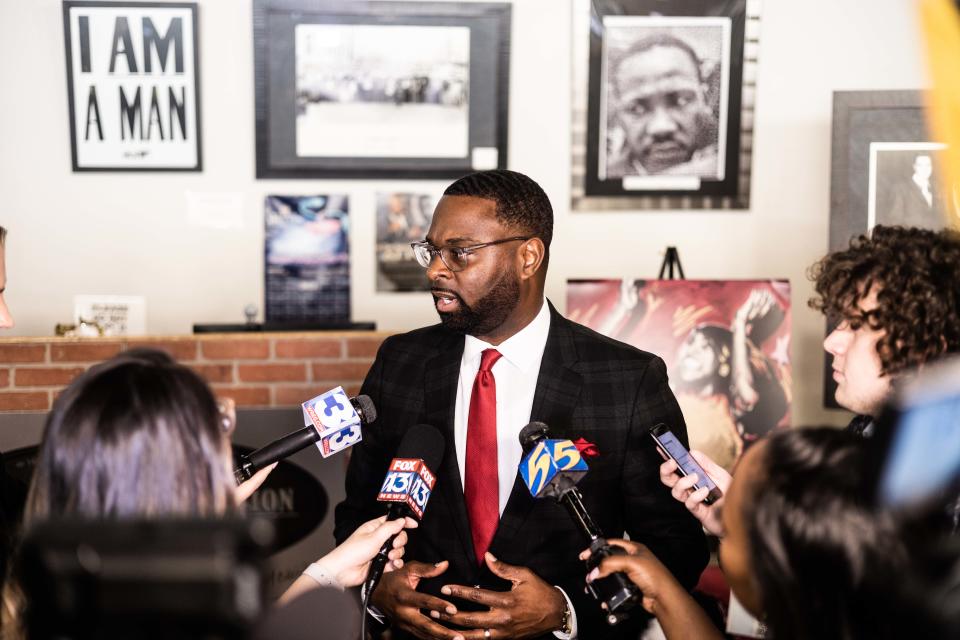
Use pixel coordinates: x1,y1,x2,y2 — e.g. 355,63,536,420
372,560,464,640
657,449,730,537
580,539,678,614
580,541,725,640
236,462,277,503
438,552,566,639
321,515,417,588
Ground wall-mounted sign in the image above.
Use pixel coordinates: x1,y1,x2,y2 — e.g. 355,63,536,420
62,1,202,171
73,294,147,336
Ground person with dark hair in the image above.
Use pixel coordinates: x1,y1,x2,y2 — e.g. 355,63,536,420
1,349,416,636
23,349,237,521
720,427,905,640
662,225,960,538
336,169,707,639
590,427,926,640
606,33,720,179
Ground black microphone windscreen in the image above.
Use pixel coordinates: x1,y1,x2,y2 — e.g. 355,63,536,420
353,394,377,424
519,421,549,452
396,423,445,472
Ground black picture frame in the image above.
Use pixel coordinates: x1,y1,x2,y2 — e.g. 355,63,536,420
829,90,932,253
572,0,756,210
253,0,511,180
586,0,746,197
62,1,202,172
824,90,931,408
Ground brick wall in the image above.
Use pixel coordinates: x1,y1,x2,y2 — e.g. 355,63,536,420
0,333,390,412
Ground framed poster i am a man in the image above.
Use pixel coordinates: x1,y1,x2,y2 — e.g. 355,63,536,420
62,1,202,171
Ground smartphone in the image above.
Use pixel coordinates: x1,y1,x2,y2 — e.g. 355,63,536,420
649,423,723,505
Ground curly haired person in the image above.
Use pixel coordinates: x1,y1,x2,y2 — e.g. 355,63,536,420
809,224,960,435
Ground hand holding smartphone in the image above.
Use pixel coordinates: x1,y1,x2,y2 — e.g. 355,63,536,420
649,424,724,506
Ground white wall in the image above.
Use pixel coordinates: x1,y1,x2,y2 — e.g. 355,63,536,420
0,0,927,427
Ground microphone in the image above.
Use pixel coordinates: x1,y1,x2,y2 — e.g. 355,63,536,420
519,422,639,625
234,388,376,484
362,423,445,597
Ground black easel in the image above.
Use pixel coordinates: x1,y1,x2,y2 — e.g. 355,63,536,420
657,246,685,280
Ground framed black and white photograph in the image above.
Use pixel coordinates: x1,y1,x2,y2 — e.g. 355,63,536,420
598,16,731,190
572,0,758,210
868,142,955,231
62,1,201,171
254,0,510,179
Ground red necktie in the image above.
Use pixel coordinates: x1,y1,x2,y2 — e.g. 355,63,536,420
465,348,502,565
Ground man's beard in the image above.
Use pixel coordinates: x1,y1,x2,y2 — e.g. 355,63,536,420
435,271,521,337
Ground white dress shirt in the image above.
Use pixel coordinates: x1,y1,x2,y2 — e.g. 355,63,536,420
456,299,551,512
455,299,577,639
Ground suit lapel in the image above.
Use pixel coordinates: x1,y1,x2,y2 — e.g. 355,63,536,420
490,303,582,556
423,332,479,573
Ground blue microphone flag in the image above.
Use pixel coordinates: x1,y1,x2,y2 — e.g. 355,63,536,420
520,438,589,499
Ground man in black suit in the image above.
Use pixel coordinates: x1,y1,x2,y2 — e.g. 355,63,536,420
335,170,707,639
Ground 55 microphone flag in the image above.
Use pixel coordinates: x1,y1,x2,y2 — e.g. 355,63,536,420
520,438,589,499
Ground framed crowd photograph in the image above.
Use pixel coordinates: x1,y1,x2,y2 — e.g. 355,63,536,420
62,1,202,171
571,0,759,210
253,0,511,179
825,90,957,407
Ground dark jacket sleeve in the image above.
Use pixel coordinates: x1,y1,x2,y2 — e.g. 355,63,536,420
333,341,395,545
623,357,709,590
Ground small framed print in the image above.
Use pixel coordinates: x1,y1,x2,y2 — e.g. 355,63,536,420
264,195,350,323
868,142,954,231
62,1,202,171
253,0,511,179
375,192,437,292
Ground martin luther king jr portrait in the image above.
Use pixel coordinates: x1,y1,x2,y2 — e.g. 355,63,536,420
600,20,729,182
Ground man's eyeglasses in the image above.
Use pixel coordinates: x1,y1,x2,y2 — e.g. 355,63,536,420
409,237,530,272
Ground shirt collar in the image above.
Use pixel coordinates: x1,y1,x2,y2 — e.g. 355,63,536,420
462,298,550,373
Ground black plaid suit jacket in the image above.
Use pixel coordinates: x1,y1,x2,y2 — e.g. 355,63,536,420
334,302,708,639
